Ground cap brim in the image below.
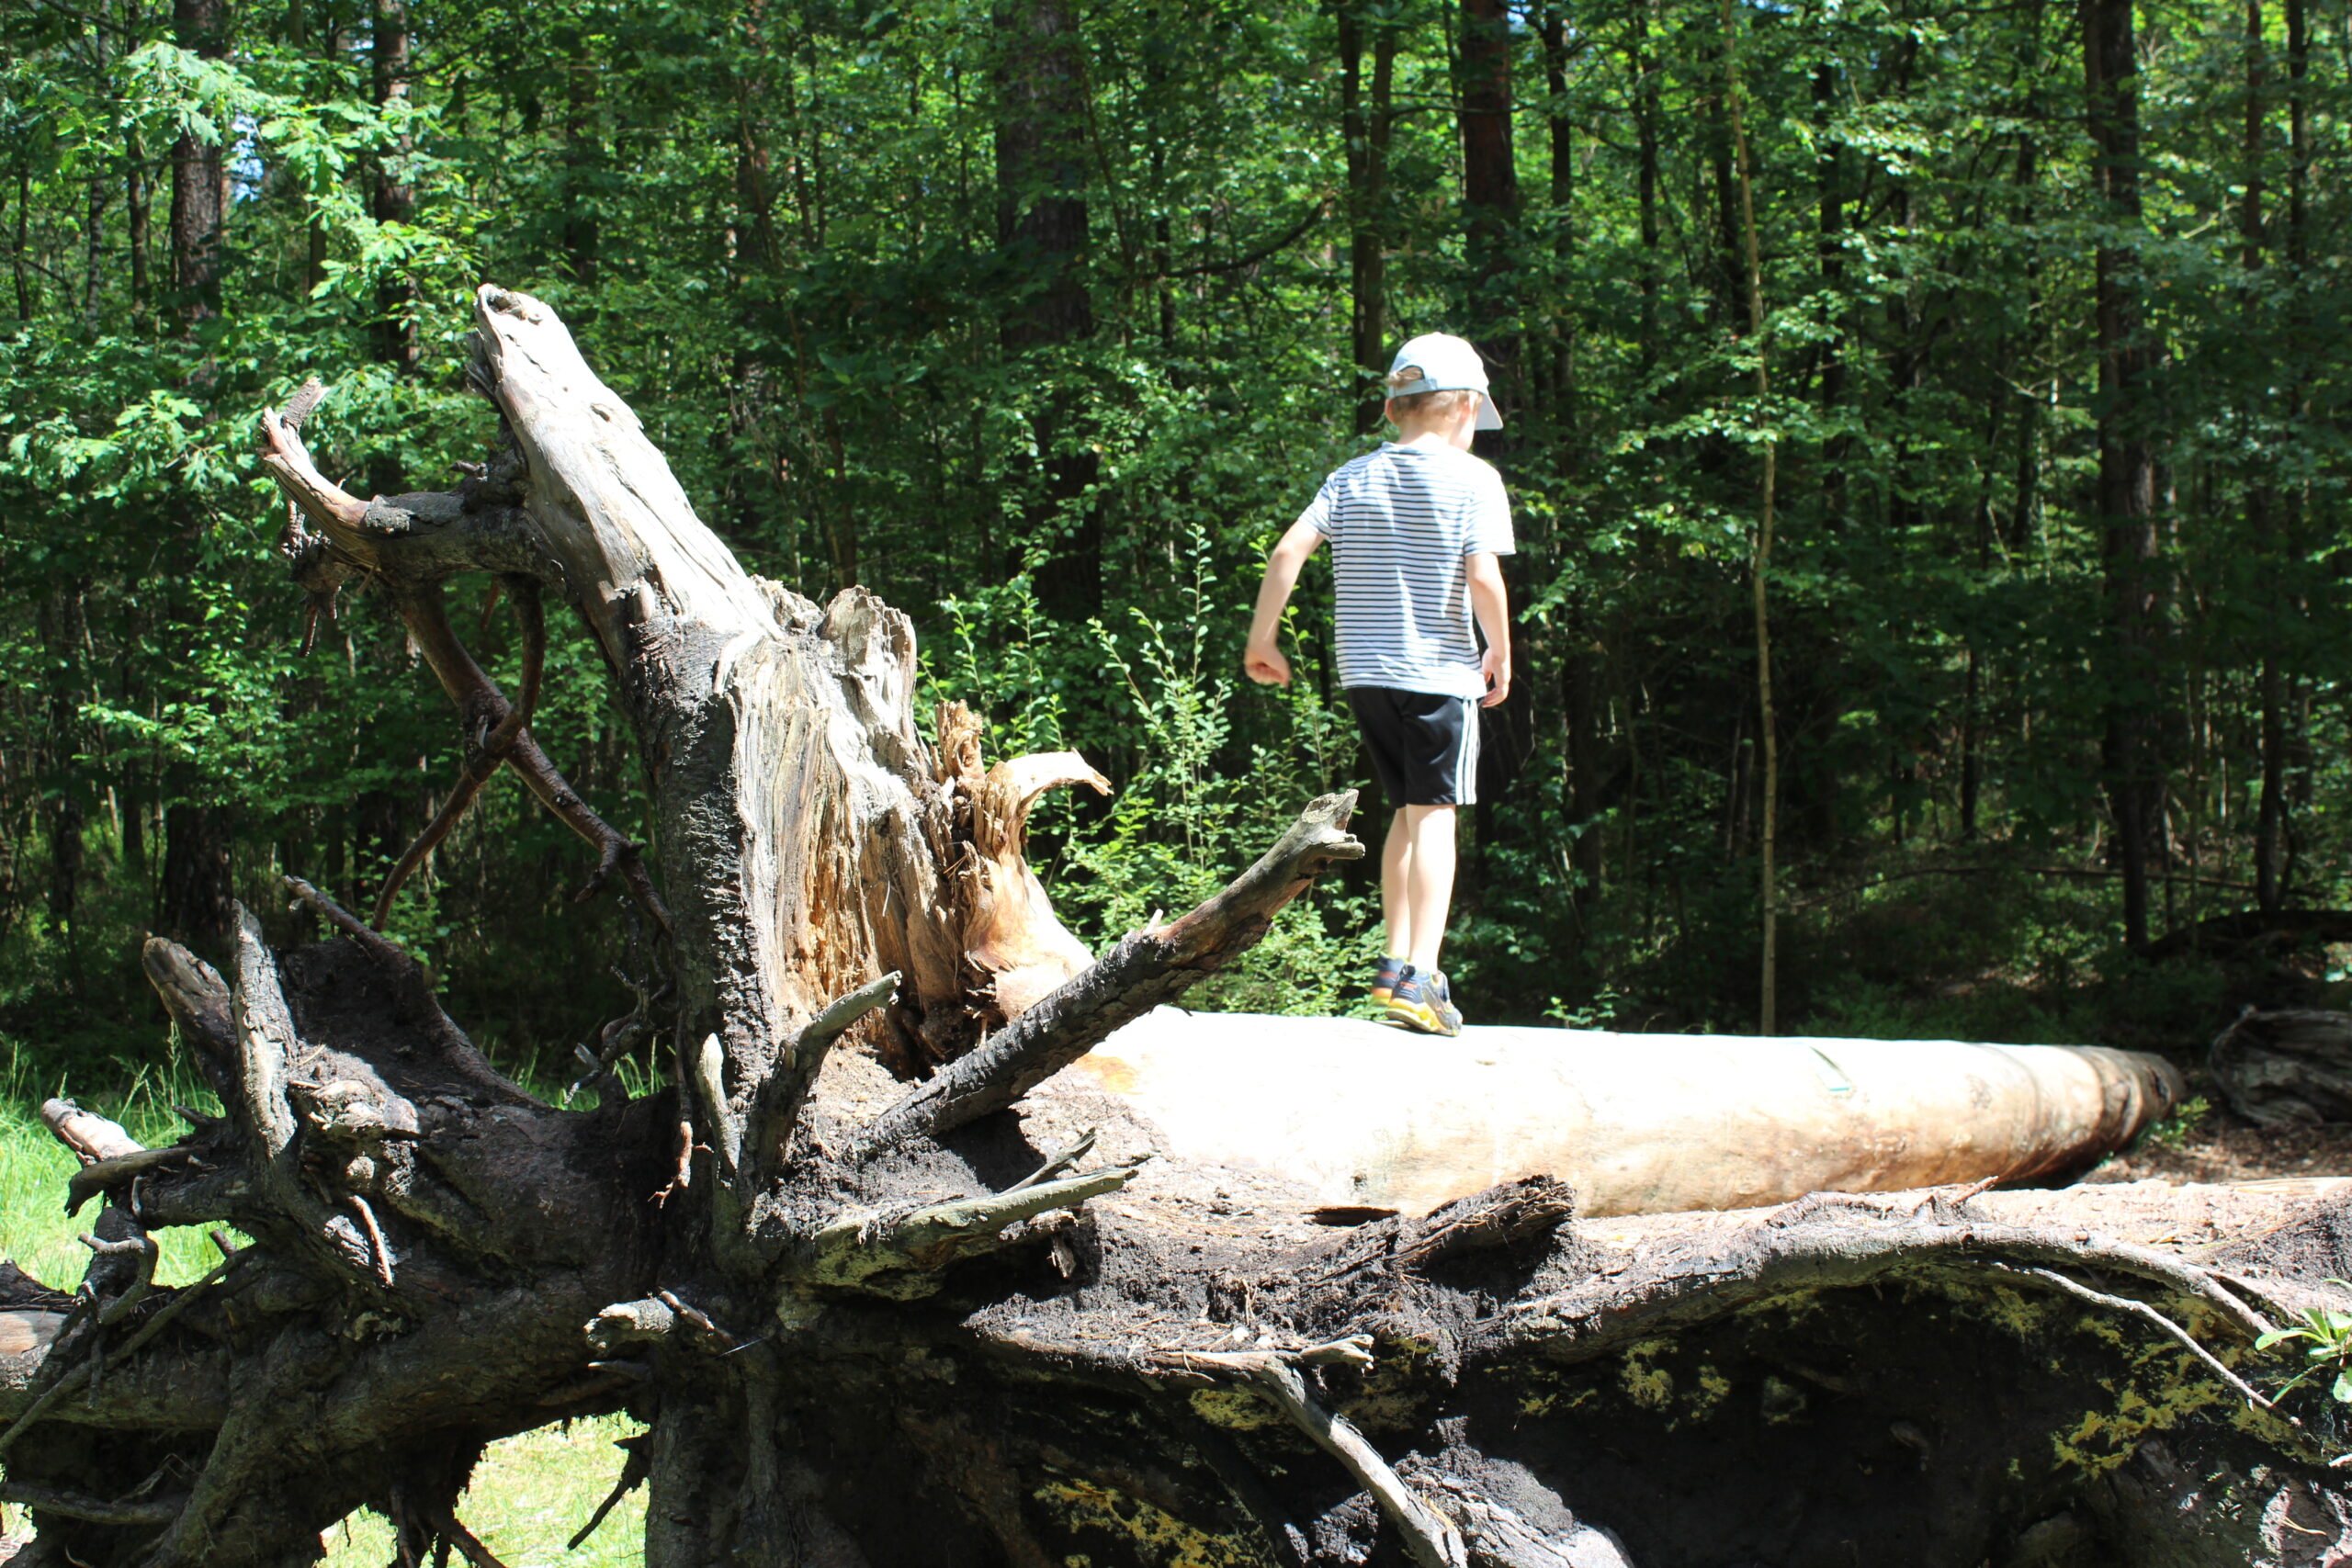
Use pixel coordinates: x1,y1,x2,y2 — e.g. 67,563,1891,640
1476,394,1504,431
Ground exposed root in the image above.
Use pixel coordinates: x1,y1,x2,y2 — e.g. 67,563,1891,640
0,1482,180,1529
1150,1337,1465,1568
565,1436,650,1551
38,1101,141,1164
787,1158,1150,1296
424,1504,511,1568
65,1148,199,1219
1004,1127,1099,1194
1487,1212,2283,1363
349,1194,397,1289
0,1248,251,1460
80,1234,156,1327
279,880,541,1109
565,952,669,1105
2001,1263,2292,1423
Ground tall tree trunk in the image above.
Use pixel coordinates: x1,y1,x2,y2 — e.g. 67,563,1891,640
159,0,237,959
82,174,108,335
994,0,1101,617
1338,0,1396,435
38,590,88,996
124,128,151,321
167,0,225,325
1629,0,1661,367
158,801,233,959
10,169,32,322
560,39,603,289
1537,0,1578,437
2244,0,2288,916
1722,0,1780,1034
1457,0,1519,297
2086,0,2165,951
368,0,418,494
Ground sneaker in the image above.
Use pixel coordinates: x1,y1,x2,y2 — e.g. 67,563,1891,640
1385,967,1464,1037
1370,954,1408,1005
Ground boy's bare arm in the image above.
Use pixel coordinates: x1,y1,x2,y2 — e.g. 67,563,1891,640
1467,551,1511,708
1243,519,1326,687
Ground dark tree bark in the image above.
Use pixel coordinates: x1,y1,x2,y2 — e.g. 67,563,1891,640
9,292,2352,1568
1457,0,1518,294
2243,0,2289,917
2086,0,2165,951
158,802,233,959
558,36,603,288
1627,0,1661,368
166,0,225,324
124,126,151,321
367,0,418,496
1338,0,1397,435
1535,0,1577,435
994,0,1101,618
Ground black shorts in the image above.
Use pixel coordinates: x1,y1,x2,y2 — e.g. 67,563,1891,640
1347,686,1480,807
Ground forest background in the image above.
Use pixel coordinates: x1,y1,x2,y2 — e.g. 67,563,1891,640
1,0,2347,1091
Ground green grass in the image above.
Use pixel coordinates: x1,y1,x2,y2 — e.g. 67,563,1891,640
0,1044,239,1288
0,1047,650,1562
318,1416,648,1566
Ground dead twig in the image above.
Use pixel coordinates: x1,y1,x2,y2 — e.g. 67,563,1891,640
350,1193,397,1288
373,578,547,927
1004,1128,1099,1194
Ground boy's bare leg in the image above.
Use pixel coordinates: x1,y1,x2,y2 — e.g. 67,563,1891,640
1382,810,1414,961
1401,804,1456,972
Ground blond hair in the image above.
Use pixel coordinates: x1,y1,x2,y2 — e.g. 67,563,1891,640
1385,365,1480,422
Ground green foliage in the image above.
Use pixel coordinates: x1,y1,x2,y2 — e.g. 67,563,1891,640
0,0,2347,1080
2258,1292,2352,1408
2138,1095,2215,1155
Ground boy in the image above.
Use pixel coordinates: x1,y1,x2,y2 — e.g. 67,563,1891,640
1242,333,1513,1037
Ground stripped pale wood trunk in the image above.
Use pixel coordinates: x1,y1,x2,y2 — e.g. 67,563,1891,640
6,288,2352,1568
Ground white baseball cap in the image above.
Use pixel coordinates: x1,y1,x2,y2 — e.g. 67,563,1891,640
1387,332,1504,430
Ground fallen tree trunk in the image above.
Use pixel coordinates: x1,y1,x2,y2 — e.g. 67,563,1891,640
1055,1011,2183,1215
6,288,2352,1568
2211,1007,2352,1126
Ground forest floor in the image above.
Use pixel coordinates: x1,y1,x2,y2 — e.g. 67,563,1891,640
2086,1109,2352,1186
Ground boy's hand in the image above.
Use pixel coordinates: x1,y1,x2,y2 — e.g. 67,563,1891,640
1479,648,1511,707
1244,641,1292,687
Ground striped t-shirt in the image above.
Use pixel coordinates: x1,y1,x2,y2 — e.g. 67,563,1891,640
1300,442,1515,699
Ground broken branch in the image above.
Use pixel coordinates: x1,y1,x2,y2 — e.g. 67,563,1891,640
741,971,899,1188
372,578,547,927
39,1099,141,1164
787,1158,1148,1296
851,793,1362,1158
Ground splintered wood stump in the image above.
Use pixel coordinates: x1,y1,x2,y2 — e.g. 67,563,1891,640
7,287,2352,1568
